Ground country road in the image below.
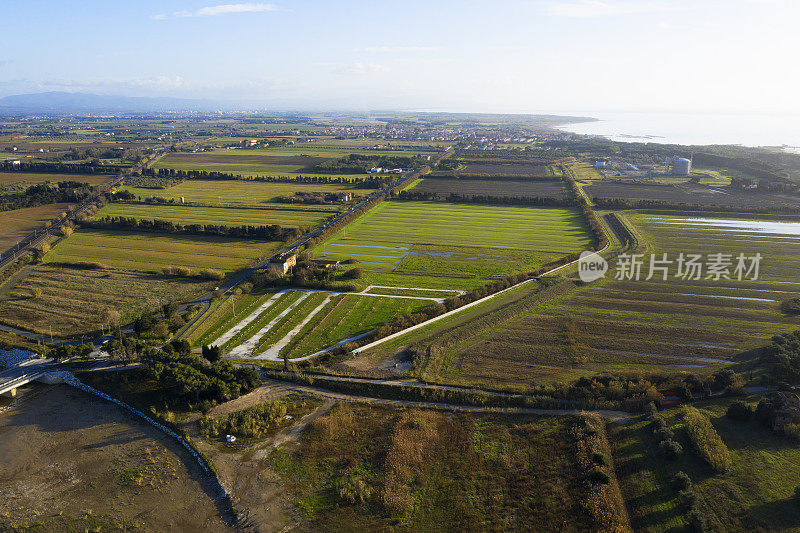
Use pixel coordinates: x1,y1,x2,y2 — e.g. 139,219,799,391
242,376,633,422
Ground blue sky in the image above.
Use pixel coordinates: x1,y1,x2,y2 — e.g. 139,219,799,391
1,0,798,113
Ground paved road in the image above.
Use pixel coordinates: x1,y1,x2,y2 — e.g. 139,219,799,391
0,358,55,395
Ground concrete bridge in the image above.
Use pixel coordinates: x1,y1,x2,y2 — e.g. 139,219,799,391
0,358,55,397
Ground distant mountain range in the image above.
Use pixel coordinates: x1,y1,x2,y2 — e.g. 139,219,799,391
0,92,225,114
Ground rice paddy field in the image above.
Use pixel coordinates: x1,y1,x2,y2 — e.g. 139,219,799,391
92,202,331,229
0,265,209,336
43,228,281,273
313,201,593,290
414,212,800,389
119,179,366,210
0,202,72,250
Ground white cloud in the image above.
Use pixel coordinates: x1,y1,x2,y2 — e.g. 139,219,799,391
0,59,13,67
546,0,675,17
335,63,388,76
153,3,278,19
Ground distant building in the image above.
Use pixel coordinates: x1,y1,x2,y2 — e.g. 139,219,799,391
595,161,606,168
266,252,297,275
337,192,353,202
10,160,20,166
369,167,383,174
673,158,692,176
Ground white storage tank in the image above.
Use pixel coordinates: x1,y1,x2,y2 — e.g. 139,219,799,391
673,158,691,176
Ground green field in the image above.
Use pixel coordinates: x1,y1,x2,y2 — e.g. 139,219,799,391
120,179,374,209
409,212,800,389
44,228,281,273
313,201,592,289
612,397,800,532
151,150,369,179
0,172,112,187
93,202,330,229
189,290,276,347
279,293,430,359
189,288,432,358
0,202,71,250
0,265,209,336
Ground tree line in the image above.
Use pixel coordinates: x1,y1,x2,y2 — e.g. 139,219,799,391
82,215,301,241
0,161,125,174
0,181,97,212
141,167,391,189
593,197,800,214
424,171,560,181
310,153,426,174
396,189,577,207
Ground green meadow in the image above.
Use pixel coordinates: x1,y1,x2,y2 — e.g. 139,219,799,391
120,179,374,209
44,228,281,273
93,202,330,229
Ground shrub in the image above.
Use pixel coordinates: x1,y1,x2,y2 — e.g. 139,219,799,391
756,398,777,427
645,402,658,418
654,427,674,442
784,423,800,442
342,266,364,279
61,225,74,237
202,345,221,363
683,407,731,473
687,507,707,532
198,268,225,281
651,416,668,432
781,298,800,315
200,399,288,440
39,242,51,254
726,400,752,421
672,471,692,491
29,287,43,299
163,265,193,277
657,439,683,460
679,489,698,509
588,469,610,485
591,452,607,466
794,485,800,502
153,322,170,340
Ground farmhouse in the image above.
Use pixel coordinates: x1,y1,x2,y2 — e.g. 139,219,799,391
266,252,297,275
